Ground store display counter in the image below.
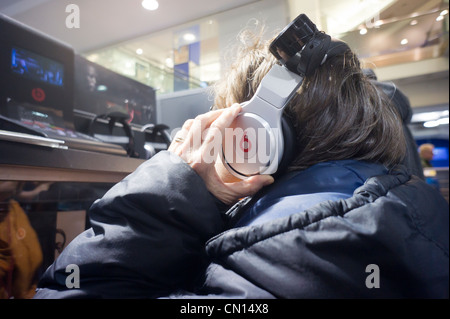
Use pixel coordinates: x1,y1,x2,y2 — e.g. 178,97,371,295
0,136,145,183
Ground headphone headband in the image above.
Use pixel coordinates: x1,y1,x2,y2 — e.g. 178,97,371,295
223,14,350,179
269,14,350,77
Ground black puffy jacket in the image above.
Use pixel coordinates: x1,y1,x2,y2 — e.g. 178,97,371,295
34,151,449,299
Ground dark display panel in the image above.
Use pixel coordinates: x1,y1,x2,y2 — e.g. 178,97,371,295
0,13,74,125
11,46,64,87
74,55,156,126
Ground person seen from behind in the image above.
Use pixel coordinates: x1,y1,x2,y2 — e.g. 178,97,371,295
33,18,449,299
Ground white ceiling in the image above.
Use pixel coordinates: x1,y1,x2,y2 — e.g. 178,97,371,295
1,0,448,91
0,0,260,53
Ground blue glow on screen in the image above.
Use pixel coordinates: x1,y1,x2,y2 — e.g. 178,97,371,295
433,147,449,161
11,46,64,87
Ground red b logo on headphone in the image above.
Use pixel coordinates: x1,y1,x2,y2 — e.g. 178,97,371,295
31,88,46,102
240,133,251,153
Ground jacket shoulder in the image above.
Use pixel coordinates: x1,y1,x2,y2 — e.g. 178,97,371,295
205,166,449,298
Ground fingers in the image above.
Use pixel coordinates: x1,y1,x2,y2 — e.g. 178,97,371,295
200,104,241,152
196,108,228,127
214,174,274,205
209,104,241,135
187,108,227,141
193,104,241,169
181,119,194,134
169,104,241,156
228,175,274,197
168,119,194,152
167,104,276,206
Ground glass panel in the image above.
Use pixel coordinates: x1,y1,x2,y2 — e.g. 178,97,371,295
335,5,449,68
83,0,448,95
0,180,113,299
84,0,288,96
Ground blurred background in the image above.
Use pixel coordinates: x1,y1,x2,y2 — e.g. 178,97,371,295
0,1,448,298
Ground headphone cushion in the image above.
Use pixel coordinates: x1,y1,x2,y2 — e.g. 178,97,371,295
273,114,296,177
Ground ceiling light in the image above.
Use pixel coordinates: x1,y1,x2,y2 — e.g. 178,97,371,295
359,28,368,35
136,48,143,55
142,0,159,11
440,9,449,16
424,117,449,128
165,58,174,68
400,38,408,45
436,15,444,22
183,33,196,42
322,0,395,35
410,20,418,26
412,111,449,123
374,20,384,27
424,121,439,128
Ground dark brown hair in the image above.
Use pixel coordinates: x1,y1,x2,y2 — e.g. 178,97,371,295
214,29,406,170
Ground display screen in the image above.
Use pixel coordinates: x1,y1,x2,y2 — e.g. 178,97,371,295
11,46,64,87
432,147,449,161
417,139,450,167
74,55,156,126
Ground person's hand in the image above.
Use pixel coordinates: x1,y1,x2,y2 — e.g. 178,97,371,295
168,104,274,205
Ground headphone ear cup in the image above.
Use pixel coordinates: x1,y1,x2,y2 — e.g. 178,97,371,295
274,114,296,178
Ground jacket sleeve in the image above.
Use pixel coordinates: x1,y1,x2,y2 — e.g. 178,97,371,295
34,151,225,299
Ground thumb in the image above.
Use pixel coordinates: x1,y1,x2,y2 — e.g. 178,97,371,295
227,174,275,199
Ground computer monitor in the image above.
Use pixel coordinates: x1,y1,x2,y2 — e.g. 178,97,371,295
0,13,75,127
157,87,213,131
74,55,157,126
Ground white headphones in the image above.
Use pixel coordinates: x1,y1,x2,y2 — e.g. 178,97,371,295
222,14,349,179
221,63,303,179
